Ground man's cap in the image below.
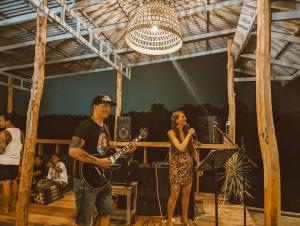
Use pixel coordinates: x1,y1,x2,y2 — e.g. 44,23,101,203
92,94,117,106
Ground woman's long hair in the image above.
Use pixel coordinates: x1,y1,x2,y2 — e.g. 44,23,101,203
170,111,196,156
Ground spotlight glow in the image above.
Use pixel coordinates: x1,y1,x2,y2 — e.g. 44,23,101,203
172,60,205,107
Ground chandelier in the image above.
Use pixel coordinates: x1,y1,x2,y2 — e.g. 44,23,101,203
125,0,182,55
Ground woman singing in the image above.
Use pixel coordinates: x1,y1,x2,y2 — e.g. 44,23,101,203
167,111,199,226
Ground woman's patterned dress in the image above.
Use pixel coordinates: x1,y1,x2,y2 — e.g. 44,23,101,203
169,143,193,187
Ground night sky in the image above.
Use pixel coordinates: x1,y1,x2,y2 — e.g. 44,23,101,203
39,52,228,115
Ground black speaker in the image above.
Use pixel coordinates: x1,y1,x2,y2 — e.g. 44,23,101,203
196,116,222,143
110,156,130,185
130,163,181,216
116,116,131,141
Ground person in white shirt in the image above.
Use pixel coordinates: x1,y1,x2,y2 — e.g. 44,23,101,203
0,113,24,214
46,153,68,188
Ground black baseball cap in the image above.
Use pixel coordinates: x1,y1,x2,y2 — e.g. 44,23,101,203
92,94,117,106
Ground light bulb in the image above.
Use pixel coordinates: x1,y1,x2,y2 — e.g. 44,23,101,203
151,25,159,33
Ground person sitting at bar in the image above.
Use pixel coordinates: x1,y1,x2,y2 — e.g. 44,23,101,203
45,153,68,189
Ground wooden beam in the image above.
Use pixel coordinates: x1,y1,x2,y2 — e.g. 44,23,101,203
256,0,281,225
176,0,243,17
272,10,300,21
0,54,98,72
183,28,236,44
0,72,31,92
271,1,298,10
234,68,300,82
16,1,48,225
234,68,256,76
0,32,89,52
227,40,236,143
7,77,14,113
45,67,114,80
0,6,64,27
232,0,257,62
114,67,122,140
241,53,300,70
234,75,294,82
129,48,228,67
271,31,300,45
271,28,300,64
280,70,300,86
71,0,110,10
0,81,30,92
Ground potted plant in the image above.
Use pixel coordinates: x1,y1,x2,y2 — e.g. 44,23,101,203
219,150,253,204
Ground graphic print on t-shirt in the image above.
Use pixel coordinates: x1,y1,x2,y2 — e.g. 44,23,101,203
97,131,108,155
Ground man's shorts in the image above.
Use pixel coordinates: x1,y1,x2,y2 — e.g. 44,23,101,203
0,164,19,181
73,177,113,226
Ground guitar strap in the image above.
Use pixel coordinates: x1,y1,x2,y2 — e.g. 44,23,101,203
103,124,111,143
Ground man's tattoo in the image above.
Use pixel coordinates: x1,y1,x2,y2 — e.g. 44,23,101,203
78,150,97,163
4,131,12,145
70,136,82,148
0,133,6,153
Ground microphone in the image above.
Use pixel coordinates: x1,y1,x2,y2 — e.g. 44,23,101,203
186,123,199,141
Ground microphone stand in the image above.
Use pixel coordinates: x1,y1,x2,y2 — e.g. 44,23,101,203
213,122,257,168
213,122,235,147
213,123,257,226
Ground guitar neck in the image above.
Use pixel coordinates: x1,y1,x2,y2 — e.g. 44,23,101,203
111,135,142,162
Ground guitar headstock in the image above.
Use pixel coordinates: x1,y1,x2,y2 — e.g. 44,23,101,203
139,128,149,140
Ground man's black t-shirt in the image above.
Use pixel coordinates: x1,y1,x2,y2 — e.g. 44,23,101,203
72,118,111,178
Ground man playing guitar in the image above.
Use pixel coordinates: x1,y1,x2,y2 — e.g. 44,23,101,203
69,94,137,226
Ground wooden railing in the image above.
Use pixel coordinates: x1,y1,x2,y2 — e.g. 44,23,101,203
110,141,237,163
36,139,238,192
36,139,237,161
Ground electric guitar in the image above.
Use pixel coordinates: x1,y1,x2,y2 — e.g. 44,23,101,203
80,128,149,190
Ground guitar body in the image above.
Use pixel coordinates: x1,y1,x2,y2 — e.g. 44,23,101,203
79,147,121,190
79,128,148,190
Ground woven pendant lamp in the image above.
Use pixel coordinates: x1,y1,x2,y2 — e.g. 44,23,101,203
125,0,182,55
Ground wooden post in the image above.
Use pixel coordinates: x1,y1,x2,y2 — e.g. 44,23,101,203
55,144,60,154
227,39,236,144
38,143,43,156
256,0,281,225
7,77,14,113
143,146,148,163
114,68,122,140
16,2,48,225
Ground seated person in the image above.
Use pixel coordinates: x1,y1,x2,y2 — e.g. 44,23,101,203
45,153,68,189
32,155,45,189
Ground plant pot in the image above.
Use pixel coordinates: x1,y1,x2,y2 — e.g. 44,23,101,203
228,194,242,205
